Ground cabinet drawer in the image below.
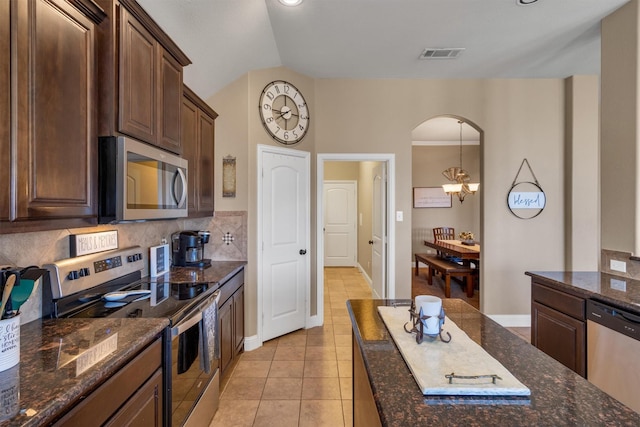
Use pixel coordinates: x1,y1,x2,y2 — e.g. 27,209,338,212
55,338,162,426
532,282,585,320
219,269,244,306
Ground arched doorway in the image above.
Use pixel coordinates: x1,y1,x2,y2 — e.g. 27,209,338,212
411,115,482,306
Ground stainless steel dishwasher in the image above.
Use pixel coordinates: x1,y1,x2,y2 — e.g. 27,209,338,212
587,299,640,413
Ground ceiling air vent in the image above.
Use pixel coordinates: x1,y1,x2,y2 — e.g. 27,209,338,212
419,48,465,60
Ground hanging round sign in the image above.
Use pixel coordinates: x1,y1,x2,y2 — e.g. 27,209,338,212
507,159,546,219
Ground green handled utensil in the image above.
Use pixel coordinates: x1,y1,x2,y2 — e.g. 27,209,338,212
10,276,38,314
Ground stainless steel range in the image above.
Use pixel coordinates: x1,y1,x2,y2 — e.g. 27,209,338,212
42,246,220,427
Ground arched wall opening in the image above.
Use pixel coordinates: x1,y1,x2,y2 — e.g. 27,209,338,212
411,114,483,307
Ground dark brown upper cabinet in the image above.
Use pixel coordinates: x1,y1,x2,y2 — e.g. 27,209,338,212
1,0,106,233
96,0,191,154
182,86,217,217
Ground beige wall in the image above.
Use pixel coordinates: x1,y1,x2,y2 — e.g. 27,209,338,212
211,67,317,337
412,144,481,256
602,1,639,255
210,70,599,338
565,75,600,270
315,78,567,315
325,161,359,181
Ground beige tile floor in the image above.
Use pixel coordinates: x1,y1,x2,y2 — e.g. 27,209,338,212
210,267,531,426
210,267,371,427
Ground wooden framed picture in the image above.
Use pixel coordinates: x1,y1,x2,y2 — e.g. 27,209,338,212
413,187,452,208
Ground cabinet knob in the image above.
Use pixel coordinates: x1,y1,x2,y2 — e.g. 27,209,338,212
299,249,307,255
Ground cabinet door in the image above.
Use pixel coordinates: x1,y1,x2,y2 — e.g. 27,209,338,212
14,0,96,220
157,47,182,153
219,298,233,377
182,96,199,214
197,111,215,214
105,369,163,427
532,301,586,377
233,286,244,356
183,90,216,217
119,7,156,143
0,1,9,221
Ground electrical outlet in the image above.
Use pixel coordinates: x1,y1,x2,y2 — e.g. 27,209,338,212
610,259,627,273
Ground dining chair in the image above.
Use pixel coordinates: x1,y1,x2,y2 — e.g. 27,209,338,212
433,227,455,242
432,227,461,263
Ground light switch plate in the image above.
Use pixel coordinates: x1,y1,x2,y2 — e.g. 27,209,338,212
396,211,403,222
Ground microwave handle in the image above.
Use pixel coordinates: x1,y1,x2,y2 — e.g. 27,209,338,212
172,168,187,208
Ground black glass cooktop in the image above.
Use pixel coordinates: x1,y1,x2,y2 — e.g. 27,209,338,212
53,272,218,326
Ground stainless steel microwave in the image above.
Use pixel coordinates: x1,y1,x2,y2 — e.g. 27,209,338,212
98,136,188,223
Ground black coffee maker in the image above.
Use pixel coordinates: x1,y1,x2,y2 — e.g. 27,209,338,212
171,230,211,267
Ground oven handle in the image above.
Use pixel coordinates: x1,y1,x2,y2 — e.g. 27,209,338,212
171,289,220,337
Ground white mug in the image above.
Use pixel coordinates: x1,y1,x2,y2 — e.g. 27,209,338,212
415,295,442,336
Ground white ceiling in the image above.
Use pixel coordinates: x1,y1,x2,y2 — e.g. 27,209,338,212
138,0,628,97
137,0,629,140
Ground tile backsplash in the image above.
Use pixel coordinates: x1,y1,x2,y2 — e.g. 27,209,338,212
0,211,247,324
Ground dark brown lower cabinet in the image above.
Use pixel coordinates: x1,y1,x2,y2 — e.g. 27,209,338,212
531,281,586,377
353,334,382,427
54,337,163,426
218,268,245,380
219,296,233,376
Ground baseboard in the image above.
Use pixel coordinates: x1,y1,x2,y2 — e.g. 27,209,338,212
243,334,261,351
487,314,531,328
357,263,372,286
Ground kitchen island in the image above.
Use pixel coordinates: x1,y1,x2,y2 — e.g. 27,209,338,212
349,298,640,426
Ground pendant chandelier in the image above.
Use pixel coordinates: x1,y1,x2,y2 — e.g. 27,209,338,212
442,120,479,203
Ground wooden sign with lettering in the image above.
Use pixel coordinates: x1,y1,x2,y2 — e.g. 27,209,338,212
69,230,119,257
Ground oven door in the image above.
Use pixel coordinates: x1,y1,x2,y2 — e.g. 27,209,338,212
170,290,220,426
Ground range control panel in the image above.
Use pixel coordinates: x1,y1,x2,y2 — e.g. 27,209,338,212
44,246,145,299
94,255,124,274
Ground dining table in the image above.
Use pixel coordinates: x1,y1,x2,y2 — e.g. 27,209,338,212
423,239,480,264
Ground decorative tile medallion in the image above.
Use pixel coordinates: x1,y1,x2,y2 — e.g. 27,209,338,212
222,232,235,245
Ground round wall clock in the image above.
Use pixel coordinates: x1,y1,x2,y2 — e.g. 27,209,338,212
259,80,309,145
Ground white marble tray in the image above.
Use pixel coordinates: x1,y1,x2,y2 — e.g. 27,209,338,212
377,306,530,396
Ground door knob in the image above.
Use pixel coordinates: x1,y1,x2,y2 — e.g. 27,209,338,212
299,249,307,255
368,240,374,245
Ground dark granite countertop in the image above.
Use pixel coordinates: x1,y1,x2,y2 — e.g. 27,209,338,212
348,298,640,426
525,271,640,314
0,317,168,427
0,261,244,426
154,260,246,286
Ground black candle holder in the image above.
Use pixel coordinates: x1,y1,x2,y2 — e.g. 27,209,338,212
403,300,452,344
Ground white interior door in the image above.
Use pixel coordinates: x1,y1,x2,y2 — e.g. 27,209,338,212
261,148,309,341
371,163,387,298
324,181,357,267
